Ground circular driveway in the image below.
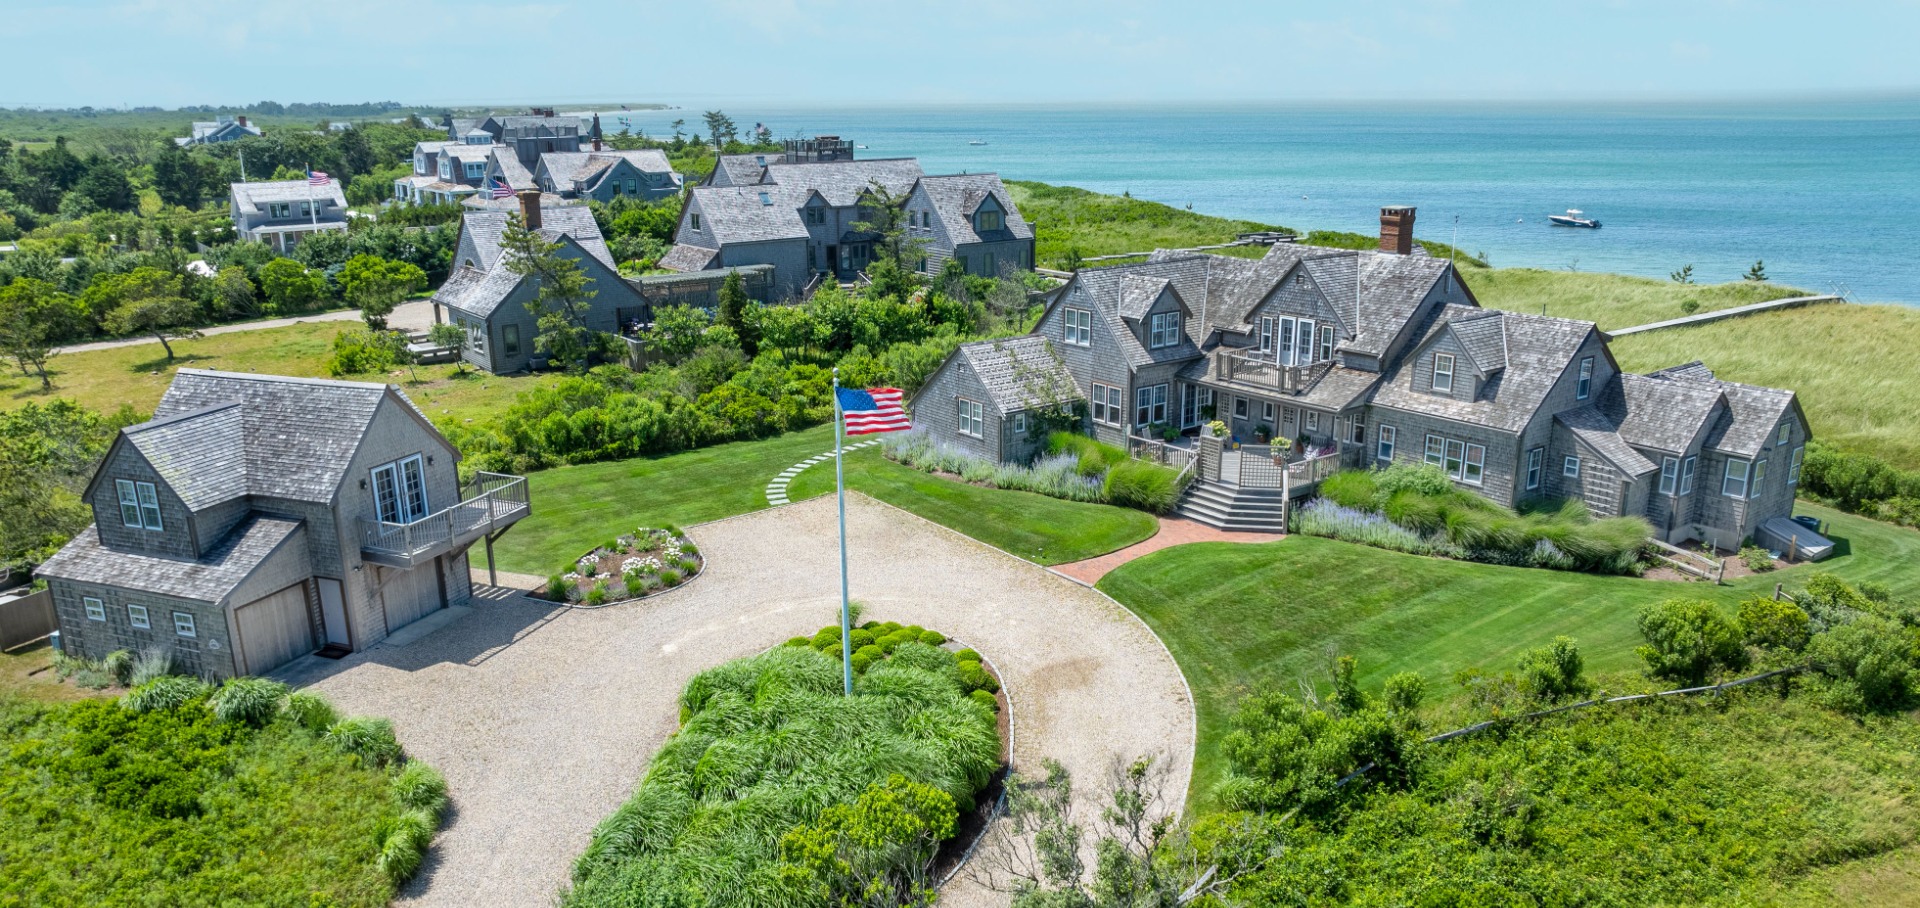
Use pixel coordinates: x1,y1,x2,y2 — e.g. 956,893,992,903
286,493,1194,907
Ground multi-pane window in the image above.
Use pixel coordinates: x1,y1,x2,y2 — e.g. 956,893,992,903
465,162,485,179
1318,325,1335,361
1258,317,1274,355
805,207,826,225
1012,412,1027,435
1789,446,1804,485
84,597,105,622
1233,397,1248,419
371,455,429,524
1526,447,1544,490
1660,456,1679,495
956,398,984,438
1261,401,1276,424
976,209,1004,232
1577,356,1595,400
1377,425,1396,461
1444,439,1465,477
1425,434,1445,467
1777,422,1791,446
1267,316,1318,366
690,213,701,231
1149,312,1182,348
1350,417,1367,445
1062,308,1092,346
173,611,197,638
1135,384,1169,427
1680,456,1697,495
116,479,163,531
1564,456,1582,479
128,604,150,629
1462,444,1485,485
1751,458,1768,498
1722,459,1750,498
1432,353,1455,392
1091,382,1122,426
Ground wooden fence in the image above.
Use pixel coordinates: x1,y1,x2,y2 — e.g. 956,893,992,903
0,589,57,652
1647,538,1726,582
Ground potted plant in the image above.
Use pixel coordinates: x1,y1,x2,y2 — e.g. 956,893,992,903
1199,403,1217,420
1207,419,1228,438
1158,422,1179,442
1253,423,1273,444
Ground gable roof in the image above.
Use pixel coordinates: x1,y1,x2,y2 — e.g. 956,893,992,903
944,336,1082,415
710,154,771,187
684,184,811,245
1117,274,1172,321
1607,371,1726,455
230,179,347,210
1642,362,1802,458
1447,310,1509,373
659,244,720,272
761,158,924,205
37,517,307,604
1372,306,1597,435
1061,262,1204,369
1556,405,1659,476
459,204,612,272
914,173,1034,244
150,370,429,504
120,403,251,512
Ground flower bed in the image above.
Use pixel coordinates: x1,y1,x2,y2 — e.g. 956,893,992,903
540,526,704,605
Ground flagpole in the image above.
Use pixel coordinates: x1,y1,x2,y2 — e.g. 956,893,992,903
834,367,852,696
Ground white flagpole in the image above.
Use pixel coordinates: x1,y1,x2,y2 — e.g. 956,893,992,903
834,368,852,696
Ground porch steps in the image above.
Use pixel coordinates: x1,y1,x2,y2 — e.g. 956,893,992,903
1175,483,1289,533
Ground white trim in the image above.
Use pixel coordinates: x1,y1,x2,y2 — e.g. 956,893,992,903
1680,455,1697,495
1722,458,1750,498
1526,446,1544,490
1789,446,1804,485
1463,443,1486,486
1564,455,1582,479
1751,458,1768,499
173,611,197,638
128,603,150,629
1576,356,1595,400
1432,352,1455,393
1660,456,1679,495
84,597,105,622
956,398,984,438
1376,424,1396,461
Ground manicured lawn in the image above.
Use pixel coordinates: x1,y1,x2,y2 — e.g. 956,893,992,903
1097,501,1920,806
1467,265,1810,331
783,444,1159,565
489,425,839,575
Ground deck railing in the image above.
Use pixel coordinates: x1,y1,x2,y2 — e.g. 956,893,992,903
1125,434,1196,469
358,472,530,565
1211,351,1330,394
1284,447,1346,490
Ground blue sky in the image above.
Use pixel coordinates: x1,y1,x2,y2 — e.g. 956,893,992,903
7,0,1920,108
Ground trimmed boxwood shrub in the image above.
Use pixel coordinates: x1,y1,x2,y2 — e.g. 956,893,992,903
957,661,1000,695
954,648,980,663
784,636,810,647
969,689,999,712
918,630,947,646
849,629,876,649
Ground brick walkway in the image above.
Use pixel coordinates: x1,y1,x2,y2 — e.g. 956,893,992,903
1050,516,1281,586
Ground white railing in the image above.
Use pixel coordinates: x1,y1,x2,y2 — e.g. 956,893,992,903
359,472,530,564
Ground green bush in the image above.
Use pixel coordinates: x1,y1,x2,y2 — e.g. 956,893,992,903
129,648,174,686
210,678,288,726
325,327,401,376
957,660,1000,695
784,636,811,647
954,648,981,663
848,628,875,649
285,691,339,734
850,652,874,674
1740,544,1777,572
546,573,572,601
1318,470,1381,510
585,580,612,606
969,689,999,712
1807,617,1920,713
1383,672,1426,714
810,626,841,650
1103,458,1185,514
854,644,885,663
1048,431,1127,476
124,675,212,714
102,649,134,687
1637,599,1748,686
392,762,449,814
376,808,438,883
326,717,403,768
917,630,947,646
1215,687,1420,815
1737,596,1812,653
1515,637,1589,703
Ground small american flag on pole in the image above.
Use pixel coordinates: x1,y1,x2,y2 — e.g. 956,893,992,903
490,178,514,200
307,169,331,186
836,387,909,435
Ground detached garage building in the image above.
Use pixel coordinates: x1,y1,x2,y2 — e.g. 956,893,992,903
36,370,530,679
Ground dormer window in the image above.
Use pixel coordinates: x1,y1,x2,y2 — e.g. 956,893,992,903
1149,312,1182,349
1576,356,1594,400
691,213,702,231
975,209,1003,232
1432,353,1455,393
115,479,163,531
805,206,825,225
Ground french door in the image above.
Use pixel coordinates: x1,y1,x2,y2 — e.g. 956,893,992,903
371,455,430,524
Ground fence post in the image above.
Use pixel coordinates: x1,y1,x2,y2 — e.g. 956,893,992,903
1773,582,1783,601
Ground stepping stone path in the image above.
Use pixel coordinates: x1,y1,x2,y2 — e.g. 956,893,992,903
764,439,883,506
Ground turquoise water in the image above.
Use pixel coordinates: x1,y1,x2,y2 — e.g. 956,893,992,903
600,99,1920,303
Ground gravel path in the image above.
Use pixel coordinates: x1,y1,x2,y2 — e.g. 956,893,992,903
281,493,1193,907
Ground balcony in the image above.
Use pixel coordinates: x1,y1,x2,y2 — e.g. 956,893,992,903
359,472,530,569
1211,350,1330,395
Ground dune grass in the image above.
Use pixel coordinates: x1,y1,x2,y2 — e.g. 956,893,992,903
1467,264,1812,330
1006,180,1284,268
1097,501,1920,805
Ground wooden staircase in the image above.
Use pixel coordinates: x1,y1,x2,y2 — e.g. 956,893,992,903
1175,482,1288,534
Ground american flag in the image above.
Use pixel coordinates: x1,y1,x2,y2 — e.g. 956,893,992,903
836,387,909,435
490,178,514,200
307,169,330,186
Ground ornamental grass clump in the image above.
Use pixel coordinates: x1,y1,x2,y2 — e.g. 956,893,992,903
566,642,1000,908
210,677,288,727
326,716,404,768
124,675,213,714
1103,458,1185,513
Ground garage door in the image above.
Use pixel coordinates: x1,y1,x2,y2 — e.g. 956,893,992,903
380,559,444,634
235,583,316,676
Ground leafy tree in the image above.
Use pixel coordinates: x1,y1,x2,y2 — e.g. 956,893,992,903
72,156,135,212
203,265,258,319
152,144,210,208
257,258,325,314
428,321,468,373
339,254,425,330
0,400,122,570
1744,259,1768,282
645,303,711,362
701,110,738,151
852,180,927,302
1636,598,1748,686
1515,636,1590,703
104,292,200,361
0,278,80,389
499,214,612,370
717,270,759,356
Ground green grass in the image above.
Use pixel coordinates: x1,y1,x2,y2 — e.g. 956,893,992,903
1608,302,1920,471
784,444,1158,565
1097,501,1920,806
1467,264,1812,331
1008,180,1286,268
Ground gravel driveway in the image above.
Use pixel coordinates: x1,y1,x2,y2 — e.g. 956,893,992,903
282,493,1194,907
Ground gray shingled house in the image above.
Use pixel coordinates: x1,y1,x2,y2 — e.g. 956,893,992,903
909,206,1811,547
663,148,1035,299
230,179,350,252
433,191,651,374
533,148,682,203
911,335,1080,464
35,370,530,679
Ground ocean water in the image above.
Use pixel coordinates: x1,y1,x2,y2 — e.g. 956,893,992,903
596,99,1920,303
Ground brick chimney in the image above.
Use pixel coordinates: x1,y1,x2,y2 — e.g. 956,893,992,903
517,189,542,230
236,115,248,128
1379,206,1416,255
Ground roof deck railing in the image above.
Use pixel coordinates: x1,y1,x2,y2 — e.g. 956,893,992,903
358,472,529,567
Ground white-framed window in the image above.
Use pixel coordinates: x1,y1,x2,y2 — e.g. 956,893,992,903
84,597,105,622
1105,385,1124,425
1261,401,1276,423
1305,411,1319,432
371,454,430,525
1377,425,1396,461
1577,356,1595,400
1777,422,1791,446
1318,325,1335,362
1425,434,1445,467
1660,456,1679,495
1258,317,1274,355
116,479,163,531
1680,455,1697,495
173,611,197,638
1233,396,1248,419
1149,311,1182,349
1463,444,1486,485
269,202,291,218
1751,458,1768,498
128,604,150,629
1564,456,1582,479
1268,316,1318,366
1444,439,1465,478
1012,412,1027,435
1091,382,1119,426
1789,446,1804,485
1432,353,1455,393
1722,459,1750,498
690,213,701,231
1526,447,1544,490
1135,384,1169,427
956,398,984,438
1062,308,1092,346
465,162,485,179
1350,416,1367,445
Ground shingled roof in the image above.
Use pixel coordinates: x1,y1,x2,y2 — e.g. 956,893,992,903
683,184,811,245
658,244,719,272
229,179,347,209
1373,306,1598,434
1065,262,1204,369
1448,310,1509,373
37,518,308,604
122,403,250,512
762,158,923,204
1607,372,1726,455
710,154,772,187
1555,405,1658,476
914,173,1034,245
939,336,1081,415
459,205,613,272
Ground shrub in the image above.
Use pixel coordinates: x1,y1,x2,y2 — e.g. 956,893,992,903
848,629,876,649
1103,459,1185,513
1637,599,1748,686
376,808,438,883
954,648,980,663
957,660,1000,695
1515,637,1589,703
1807,617,1920,713
1216,689,1421,814
1293,498,1437,555
660,569,683,587
546,574,571,601
1318,470,1381,510
811,626,841,650
850,652,874,674
969,688,999,712
676,557,700,574
784,636,811,647
102,650,134,687
1047,431,1127,476
325,327,401,376
326,717,403,767
1383,672,1427,714
1737,596,1812,653
1374,463,1455,498
917,630,947,646
124,675,211,713
855,644,885,664
584,580,612,606
1740,545,1777,573
210,677,288,726
392,762,449,814
284,691,338,733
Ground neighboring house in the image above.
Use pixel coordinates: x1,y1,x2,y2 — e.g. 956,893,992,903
664,149,1035,299
402,111,682,206
533,148,682,202
432,191,650,374
912,206,1810,549
35,370,530,680
912,335,1080,465
176,115,262,146
707,135,856,187
230,180,349,252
